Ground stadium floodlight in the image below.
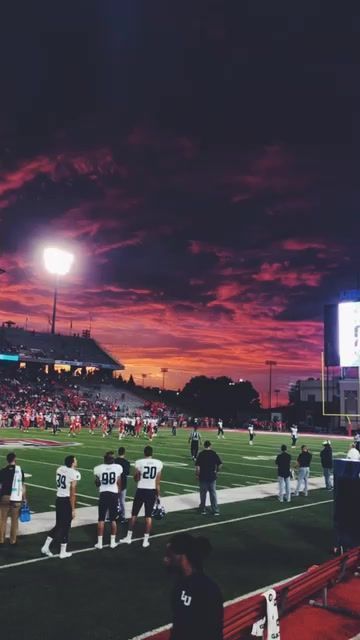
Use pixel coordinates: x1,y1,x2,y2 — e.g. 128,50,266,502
43,247,74,277
43,247,74,334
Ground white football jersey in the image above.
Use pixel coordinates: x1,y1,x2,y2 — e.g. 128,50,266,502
248,425,254,434
56,465,79,497
135,458,163,489
291,427,298,436
94,463,122,493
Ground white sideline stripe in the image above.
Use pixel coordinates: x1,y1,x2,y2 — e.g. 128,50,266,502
0,499,331,572
164,491,180,496
77,501,91,507
128,571,304,640
19,475,329,536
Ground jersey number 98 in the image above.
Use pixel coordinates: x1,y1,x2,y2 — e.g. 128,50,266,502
101,471,116,485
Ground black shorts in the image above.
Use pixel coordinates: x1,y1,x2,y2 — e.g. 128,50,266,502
131,489,157,518
98,492,119,522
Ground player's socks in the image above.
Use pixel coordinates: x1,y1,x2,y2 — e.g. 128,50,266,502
41,537,53,556
110,535,117,549
142,534,150,548
95,536,103,549
120,531,132,544
59,543,72,559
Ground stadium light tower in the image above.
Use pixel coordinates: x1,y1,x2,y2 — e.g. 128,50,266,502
161,367,168,390
265,360,277,411
43,247,74,335
274,388,280,407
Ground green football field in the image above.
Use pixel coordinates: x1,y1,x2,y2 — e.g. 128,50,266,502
0,428,349,639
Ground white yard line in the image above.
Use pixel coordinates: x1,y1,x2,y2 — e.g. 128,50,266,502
161,480,198,489
15,457,94,473
0,499,332,572
26,481,98,501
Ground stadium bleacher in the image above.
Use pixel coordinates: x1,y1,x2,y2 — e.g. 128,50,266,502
0,326,123,370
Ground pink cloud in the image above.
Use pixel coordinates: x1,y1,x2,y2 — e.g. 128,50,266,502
253,262,322,287
188,240,234,261
282,239,327,251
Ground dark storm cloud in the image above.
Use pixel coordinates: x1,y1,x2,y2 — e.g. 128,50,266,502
1,3,360,391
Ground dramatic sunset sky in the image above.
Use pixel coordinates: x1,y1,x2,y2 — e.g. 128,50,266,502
0,4,358,400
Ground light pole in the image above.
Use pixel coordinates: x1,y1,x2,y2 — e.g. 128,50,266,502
265,360,277,411
161,367,168,390
274,388,280,408
141,373,147,388
43,248,74,335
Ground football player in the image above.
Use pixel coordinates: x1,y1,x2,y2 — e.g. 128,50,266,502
102,415,109,438
189,426,201,460
290,424,298,448
120,445,163,548
217,419,225,439
89,414,96,435
41,455,80,559
248,423,255,445
93,451,122,549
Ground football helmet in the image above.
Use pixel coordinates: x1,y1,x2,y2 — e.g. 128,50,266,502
152,499,166,520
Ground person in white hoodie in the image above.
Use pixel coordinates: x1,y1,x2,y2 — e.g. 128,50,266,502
346,444,360,461
0,452,26,545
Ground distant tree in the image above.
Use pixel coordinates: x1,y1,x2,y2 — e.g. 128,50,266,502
182,375,260,421
127,374,135,387
288,381,300,405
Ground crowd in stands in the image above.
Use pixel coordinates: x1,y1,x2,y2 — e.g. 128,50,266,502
0,371,215,437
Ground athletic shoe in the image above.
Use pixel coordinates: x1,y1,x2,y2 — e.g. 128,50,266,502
119,537,132,544
110,541,118,549
213,511,220,516
142,539,150,548
94,543,103,550
59,551,72,559
201,510,206,515
41,546,53,557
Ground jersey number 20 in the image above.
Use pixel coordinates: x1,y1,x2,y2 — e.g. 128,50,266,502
143,466,157,479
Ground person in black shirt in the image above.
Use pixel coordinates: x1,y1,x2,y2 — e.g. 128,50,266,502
164,533,224,640
114,446,130,522
275,445,292,503
320,441,333,490
0,452,26,545
294,445,312,497
195,441,222,515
